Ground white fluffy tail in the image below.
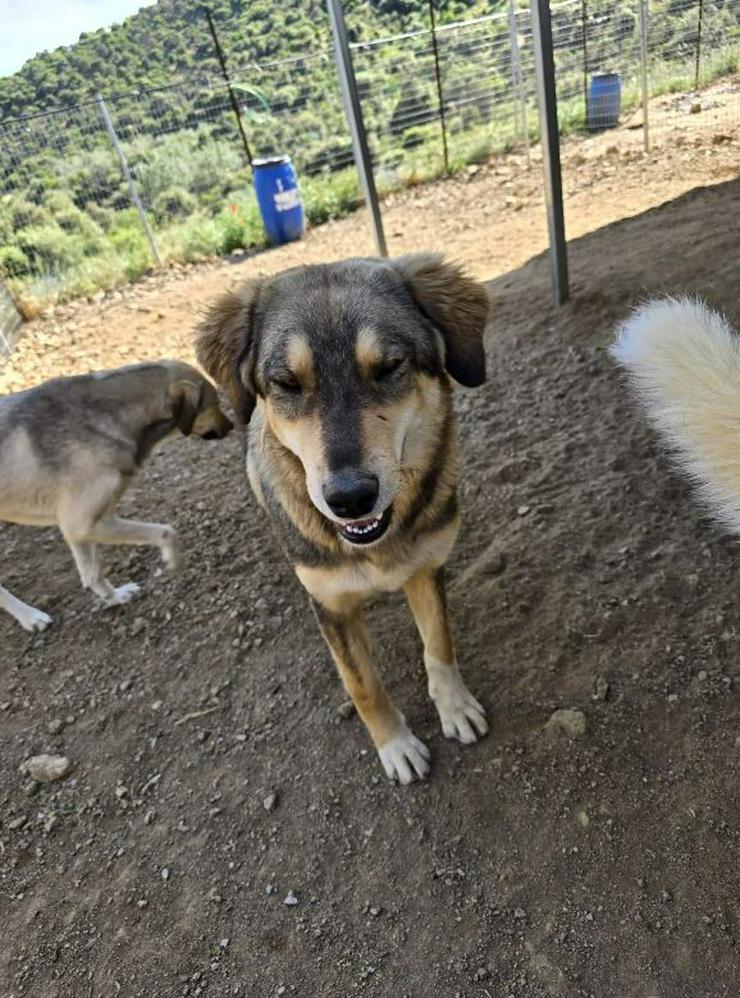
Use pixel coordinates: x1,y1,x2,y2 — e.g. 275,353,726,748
612,297,740,533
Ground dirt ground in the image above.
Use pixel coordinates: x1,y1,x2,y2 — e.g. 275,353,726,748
2,82,740,997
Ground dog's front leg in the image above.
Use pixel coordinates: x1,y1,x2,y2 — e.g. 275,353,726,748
312,599,431,784
404,567,488,744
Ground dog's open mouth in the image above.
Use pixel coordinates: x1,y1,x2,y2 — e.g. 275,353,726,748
336,506,392,546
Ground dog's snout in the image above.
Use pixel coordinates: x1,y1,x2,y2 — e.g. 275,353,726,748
323,472,379,520
200,413,233,440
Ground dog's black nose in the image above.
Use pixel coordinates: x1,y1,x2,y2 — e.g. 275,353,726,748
323,473,379,519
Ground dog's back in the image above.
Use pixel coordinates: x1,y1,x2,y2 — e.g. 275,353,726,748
0,364,174,524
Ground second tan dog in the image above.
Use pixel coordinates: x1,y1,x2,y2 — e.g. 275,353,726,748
0,360,232,632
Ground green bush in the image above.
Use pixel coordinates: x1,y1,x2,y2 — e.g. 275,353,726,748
214,197,264,253
43,190,104,241
85,202,115,231
0,245,32,278
7,197,47,230
153,186,198,222
14,224,86,270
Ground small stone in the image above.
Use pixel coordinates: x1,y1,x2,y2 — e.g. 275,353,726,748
667,693,679,704
137,898,148,909
219,937,230,950
697,670,708,681
337,700,355,720
47,719,65,735
284,890,299,906
161,867,170,881
513,907,527,920
545,708,587,738
517,505,531,517
577,809,589,829
8,815,28,830
263,792,278,812
21,754,71,782
151,700,163,712
130,617,146,637
592,676,610,701
266,884,275,895
43,812,59,834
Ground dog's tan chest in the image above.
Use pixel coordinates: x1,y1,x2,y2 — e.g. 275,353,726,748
295,521,458,610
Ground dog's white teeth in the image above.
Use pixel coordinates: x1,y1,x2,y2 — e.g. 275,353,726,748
344,517,379,535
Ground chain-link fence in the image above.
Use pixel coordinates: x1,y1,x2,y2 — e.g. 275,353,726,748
0,0,738,344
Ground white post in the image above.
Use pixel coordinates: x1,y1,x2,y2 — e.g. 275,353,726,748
96,94,162,266
639,0,650,152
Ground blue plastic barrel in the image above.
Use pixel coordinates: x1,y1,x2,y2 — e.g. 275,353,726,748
587,72,621,131
253,155,305,246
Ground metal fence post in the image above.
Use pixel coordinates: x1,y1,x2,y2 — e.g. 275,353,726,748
530,0,569,307
428,0,450,175
203,5,254,170
639,0,650,151
96,94,162,267
508,0,531,168
327,0,387,258
580,0,589,125
694,0,704,90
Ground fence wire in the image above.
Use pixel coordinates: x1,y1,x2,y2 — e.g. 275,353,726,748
0,0,738,343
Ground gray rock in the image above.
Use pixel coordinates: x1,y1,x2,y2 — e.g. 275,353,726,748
21,754,71,782
545,708,587,738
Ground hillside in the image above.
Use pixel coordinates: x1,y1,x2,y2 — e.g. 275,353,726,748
0,0,736,316
0,0,489,121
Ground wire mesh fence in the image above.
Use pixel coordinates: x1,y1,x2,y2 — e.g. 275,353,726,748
0,0,738,343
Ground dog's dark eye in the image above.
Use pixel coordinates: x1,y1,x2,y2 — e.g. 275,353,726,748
375,358,405,382
272,376,302,396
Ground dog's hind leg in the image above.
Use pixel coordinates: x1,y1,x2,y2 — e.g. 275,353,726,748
66,541,140,606
0,583,52,632
311,598,431,785
404,566,488,744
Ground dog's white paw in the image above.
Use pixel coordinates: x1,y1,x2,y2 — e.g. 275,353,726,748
378,728,431,785
18,606,52,633
109,583,141,606
427,660,488,744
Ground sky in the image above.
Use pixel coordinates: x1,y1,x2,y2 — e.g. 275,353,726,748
0,0,157,77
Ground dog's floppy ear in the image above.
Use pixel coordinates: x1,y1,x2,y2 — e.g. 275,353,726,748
392,253,490,387
195,280,261,423
170,380,203,436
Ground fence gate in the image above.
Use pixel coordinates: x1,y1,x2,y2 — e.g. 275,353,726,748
0,280,23,359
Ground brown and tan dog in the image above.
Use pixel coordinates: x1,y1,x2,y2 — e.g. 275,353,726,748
197,254,490,784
